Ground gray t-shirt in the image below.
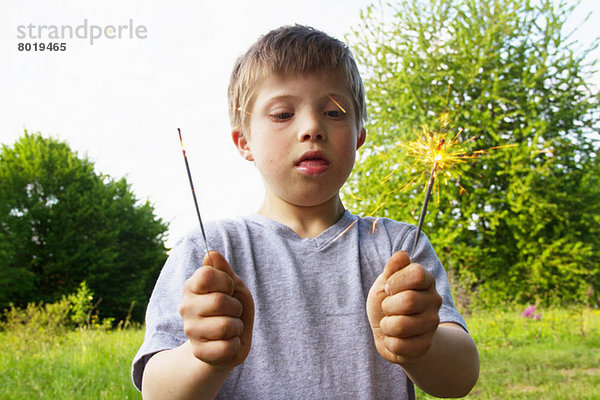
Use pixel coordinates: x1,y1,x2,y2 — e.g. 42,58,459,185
132,210,466,399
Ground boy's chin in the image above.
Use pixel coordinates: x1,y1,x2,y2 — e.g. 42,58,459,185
285,192,343,209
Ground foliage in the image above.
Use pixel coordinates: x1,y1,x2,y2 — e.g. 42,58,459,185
1,298,72,340
0,281,114,343
0,132,168,321
346,0,600,305
68,281,95,327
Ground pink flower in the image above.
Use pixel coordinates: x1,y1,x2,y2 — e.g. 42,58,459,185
521,305,536,318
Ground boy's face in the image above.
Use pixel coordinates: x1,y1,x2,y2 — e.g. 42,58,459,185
232,71,366,209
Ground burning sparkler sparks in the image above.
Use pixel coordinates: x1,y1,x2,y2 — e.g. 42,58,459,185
328,95,347,114
178,128,213,266
359,84,516,256
411,139,444,256
401,99,516,256
237,106,253,116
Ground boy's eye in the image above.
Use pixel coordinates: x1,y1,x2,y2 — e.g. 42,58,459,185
271,112,294,120
325,110,343,118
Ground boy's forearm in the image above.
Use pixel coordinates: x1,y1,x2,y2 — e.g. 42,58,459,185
402,323,479,398
141,341,230,400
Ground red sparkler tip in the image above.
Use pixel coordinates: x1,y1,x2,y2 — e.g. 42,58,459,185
178,128,185,151
437,139,445,151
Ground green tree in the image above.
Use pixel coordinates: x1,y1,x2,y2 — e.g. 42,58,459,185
345,0,599,305
0,132,168,321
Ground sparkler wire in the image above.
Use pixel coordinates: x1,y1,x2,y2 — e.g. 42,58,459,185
178,128,213,266
411,161,437,258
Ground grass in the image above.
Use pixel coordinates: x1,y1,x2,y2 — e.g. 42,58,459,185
417,306,600,399
0,306,598,399
0,327,143,399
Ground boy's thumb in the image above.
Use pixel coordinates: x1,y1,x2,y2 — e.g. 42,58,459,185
381,251,411,281
203,251,235,277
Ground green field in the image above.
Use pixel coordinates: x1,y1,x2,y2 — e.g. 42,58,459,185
1,306,598,399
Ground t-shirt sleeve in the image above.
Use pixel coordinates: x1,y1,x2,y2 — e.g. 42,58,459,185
396,225,468,332
131,235,204,391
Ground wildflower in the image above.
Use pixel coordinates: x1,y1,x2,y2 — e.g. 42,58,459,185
521,304,542,320
521,305,536,318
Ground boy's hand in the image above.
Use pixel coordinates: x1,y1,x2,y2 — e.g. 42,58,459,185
366,251,442,365
179,251,254,370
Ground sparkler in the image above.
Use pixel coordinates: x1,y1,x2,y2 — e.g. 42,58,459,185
338,84,518,252
403,117,515,256
178,128,213,266
411,139,444,256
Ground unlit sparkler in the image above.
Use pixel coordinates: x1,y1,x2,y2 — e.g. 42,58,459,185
178,128,213,266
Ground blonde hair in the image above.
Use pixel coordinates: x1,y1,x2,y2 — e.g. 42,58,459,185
228,25,367,133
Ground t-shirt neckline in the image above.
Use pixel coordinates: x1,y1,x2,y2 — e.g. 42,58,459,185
245,210,358,249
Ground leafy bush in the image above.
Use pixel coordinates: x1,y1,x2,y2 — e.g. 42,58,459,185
1,297,71,339
0,281,114,340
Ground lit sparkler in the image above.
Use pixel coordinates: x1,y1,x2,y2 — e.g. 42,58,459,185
411,139,444,256
342,85,518,248
403,113,515,257
178,128,213,266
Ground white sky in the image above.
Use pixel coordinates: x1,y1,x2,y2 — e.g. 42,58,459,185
1,0,598,248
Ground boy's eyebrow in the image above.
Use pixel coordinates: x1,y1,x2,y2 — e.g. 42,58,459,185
261,93,351,110
262,94,296,106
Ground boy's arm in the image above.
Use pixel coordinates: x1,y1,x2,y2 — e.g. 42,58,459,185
142,342,231,400
366,251,479,398
142,251,254,400
400,322,479,397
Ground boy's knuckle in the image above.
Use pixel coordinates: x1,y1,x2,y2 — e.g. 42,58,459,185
214,317,236,338
384,336,406,355
409,264,426,283
381,295,393,313
434,292,442,308
382,315,405,337
197,267,216,289
216,337,240,359
183,322,198,340
182,277,194,293
399,291,417,311
206,292,227,312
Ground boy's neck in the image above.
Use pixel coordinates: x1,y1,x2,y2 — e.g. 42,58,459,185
257,194,346,239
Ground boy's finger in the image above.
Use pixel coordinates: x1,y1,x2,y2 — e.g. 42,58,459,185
385,264,435,296
366,251,410,320
187,266,235,295
188,315,244,341
203,251,236,277
381,251,411,281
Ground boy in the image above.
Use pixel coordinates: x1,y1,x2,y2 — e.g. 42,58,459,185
133,25,479,399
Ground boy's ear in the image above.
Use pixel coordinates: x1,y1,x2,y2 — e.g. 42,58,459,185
232,130,254,161
357,127,366,150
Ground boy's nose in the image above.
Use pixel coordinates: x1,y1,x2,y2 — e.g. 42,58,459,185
300,130,324,142
298,114,326,142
